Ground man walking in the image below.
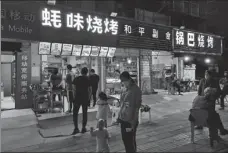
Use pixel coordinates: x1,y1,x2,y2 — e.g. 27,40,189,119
219,71,228,110
72,67,91,135
89,69,100,107
117,71,142,153
65,64,75,113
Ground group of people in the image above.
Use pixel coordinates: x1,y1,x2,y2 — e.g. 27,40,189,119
61,65,142,153
190,70,228,146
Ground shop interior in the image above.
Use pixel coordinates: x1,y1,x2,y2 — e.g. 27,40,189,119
1,41,20,111
36,42,118,117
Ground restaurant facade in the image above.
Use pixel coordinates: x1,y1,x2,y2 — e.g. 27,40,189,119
1,1,223,110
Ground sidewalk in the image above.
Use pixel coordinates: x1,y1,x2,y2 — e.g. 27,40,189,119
7,109,228,152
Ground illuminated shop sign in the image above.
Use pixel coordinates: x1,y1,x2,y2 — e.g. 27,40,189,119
174,29,222,55
41,8,119,35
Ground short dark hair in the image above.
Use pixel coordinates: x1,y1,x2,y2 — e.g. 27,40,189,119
98,92,108,101
120,71,131,82
115,70,120,74
205,70,212,76
90,69,95,73
53,69,58,75
67,64,72,70
81,67,88,75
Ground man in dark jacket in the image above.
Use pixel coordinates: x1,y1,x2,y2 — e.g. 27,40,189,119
72,67,91,135
118,71,142,153
89,69,100,107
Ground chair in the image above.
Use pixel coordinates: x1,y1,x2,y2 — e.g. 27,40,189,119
139,105,152,124
190,109,208,144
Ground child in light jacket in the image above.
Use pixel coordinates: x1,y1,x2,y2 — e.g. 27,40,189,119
96,92,110,128
91,119,110,152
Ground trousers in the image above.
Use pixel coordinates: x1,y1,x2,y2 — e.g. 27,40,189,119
120,120,139,153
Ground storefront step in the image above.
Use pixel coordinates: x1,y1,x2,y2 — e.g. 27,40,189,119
37,108,98,129
2,108,38,130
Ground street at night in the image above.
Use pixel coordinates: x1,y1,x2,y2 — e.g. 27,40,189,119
1,0,228,152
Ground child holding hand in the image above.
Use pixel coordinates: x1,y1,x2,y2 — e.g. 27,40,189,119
90,119,110,152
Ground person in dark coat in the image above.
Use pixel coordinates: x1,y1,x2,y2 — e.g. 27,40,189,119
89,69,100,107
219,71,228,110
193,70,228,137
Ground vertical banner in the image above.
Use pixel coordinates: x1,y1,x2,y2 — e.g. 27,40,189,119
15,47,32,109
11,61,16,99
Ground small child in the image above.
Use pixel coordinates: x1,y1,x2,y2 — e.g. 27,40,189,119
96,92,110,128
90,119,110,152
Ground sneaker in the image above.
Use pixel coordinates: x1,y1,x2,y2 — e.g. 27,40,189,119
71,128,80,135
219,107,225,110
220,129,228,136
81,127,87,134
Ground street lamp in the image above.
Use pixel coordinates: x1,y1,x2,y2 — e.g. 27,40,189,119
184,56,190,62
127,58,132,64
205,58,211,64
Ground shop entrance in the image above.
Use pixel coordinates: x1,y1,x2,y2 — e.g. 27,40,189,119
1,41,21,110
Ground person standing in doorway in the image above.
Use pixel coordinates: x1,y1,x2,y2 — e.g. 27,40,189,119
89,69,100,107
65,64,75,113
117,71,142,153
50,69,62,101
72,67,92,135
219,71,228,110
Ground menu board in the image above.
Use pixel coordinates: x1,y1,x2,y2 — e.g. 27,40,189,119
51,43,62,55
81,45,92,56
107,47,116,57
72,45,82,56
38,42,51,55
99,47,109,57
90,46,101,56
61,44,73,56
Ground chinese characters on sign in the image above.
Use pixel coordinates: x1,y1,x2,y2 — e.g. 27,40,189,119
41,8,119,35
1,9,35,22
175,30,215,49
21,54,28,100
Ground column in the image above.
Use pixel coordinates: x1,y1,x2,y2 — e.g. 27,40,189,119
31,42,41,84
15,42,32,109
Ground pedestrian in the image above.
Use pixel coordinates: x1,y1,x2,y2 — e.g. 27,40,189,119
219,71,228,110
50,69,63,101
89,69,100,107
96,92,110,128
90,119,110,152
65,64,75,113
117,71,142,153
72,67,92,135
196,70,221,129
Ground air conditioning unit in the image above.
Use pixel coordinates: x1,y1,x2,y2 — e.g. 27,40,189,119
47,0,56,5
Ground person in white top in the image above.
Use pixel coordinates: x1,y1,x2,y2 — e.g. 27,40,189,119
96,92,110,128
90,119,110,152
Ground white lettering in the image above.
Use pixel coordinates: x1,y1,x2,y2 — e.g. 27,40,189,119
187,33,195,47
176,31,184,45
207,36,214,48
152,29,158,38
41,8,62,28
139,27,145,36
198,34,205,48
66,13,84,31
124,25,132,34
166,32,171,40
8,25,32,34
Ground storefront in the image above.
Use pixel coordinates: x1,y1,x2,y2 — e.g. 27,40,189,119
172,28,223,80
